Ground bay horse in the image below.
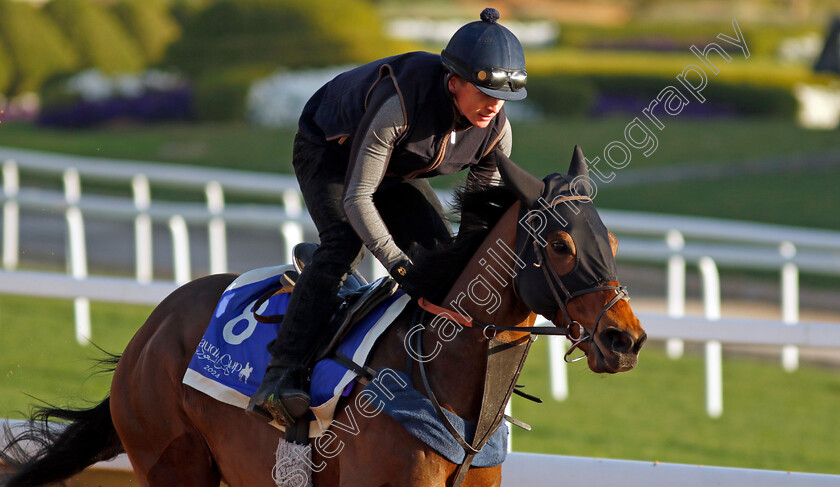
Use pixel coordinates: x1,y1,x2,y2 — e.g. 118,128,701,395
1,147,645,486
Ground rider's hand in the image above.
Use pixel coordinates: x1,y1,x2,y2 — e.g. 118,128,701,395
388,259,425,301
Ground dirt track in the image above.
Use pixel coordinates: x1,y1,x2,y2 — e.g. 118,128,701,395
0,464,137,486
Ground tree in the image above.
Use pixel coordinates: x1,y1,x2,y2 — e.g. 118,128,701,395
45,0,145,74
164,0,396,75
113,0,181,65
0,37,12,96
0,0,79,95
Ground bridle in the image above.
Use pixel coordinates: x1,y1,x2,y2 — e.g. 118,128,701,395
482,195,630,362
527,227,629,361
410,193,631,486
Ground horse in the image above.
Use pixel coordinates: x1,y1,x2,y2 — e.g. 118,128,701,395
1,147,646,487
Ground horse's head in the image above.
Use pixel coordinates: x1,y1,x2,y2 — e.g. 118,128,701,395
497,146,646,373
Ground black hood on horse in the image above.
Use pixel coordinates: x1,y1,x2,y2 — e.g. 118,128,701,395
496,146,618,321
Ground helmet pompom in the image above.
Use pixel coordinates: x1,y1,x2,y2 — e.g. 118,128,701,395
480,7,500,23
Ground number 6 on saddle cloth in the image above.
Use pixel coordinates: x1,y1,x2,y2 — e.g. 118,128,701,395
183,242,407,438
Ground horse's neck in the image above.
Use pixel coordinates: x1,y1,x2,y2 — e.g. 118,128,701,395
443,201,533,326
425,201,535,421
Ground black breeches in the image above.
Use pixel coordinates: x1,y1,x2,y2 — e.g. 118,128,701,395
268,133,452,363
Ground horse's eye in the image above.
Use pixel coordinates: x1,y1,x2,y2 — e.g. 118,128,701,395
551,241,566,252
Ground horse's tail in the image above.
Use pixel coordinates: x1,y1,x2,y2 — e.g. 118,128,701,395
1,358,125,487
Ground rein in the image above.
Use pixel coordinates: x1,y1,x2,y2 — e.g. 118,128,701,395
412,306,532,487
411,193,630,486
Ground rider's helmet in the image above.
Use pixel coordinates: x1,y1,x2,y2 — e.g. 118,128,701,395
441,8,527,101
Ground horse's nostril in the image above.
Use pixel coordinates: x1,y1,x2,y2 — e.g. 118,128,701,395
601,328,633,354
633,333,648,354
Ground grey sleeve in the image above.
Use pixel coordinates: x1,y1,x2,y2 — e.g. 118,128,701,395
493,118,512,183
342,94,408,270
466,117,511,187
497,118,512,156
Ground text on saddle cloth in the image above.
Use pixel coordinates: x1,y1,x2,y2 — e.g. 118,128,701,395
182,264,411,437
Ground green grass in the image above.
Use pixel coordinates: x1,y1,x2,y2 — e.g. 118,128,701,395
0,122,297,173
595,166,840,229
510,117,840,172
0,295,153,415
511,338,840,475
3,118,840,176
3,118,839,229
2,294,839,474
526,48,828,88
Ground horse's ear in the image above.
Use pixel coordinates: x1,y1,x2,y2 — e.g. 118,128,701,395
567,145,591,196
496,150,544,208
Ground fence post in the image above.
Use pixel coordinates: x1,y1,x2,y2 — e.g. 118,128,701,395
2,160,19,270
169,215,191,285
63,169,91,345
780,241,799,372
206,181,227,274
505,400,513,452
281,190,304,264
132,175,153,283
699,257,722,419
549,335,568,401
666,230,686,359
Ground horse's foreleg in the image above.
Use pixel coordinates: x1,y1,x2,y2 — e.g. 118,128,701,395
322,409,455,486
463,466,502,487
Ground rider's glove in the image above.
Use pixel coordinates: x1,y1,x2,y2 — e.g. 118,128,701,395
388,259,425,301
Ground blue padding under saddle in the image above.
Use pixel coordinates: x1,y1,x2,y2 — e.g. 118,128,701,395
185,267,403,409
363,368,508,468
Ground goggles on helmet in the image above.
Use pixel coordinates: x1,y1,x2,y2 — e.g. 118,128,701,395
475,67,527,91
442,51,528,94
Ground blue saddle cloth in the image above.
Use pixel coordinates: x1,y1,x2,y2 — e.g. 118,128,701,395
183,266,507,466
362,368,508,468
182,266,409,428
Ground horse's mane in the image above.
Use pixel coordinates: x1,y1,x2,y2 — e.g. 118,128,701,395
410,183,518,303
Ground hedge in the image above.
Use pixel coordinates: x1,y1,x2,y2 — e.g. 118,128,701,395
45,0,145,74
192,64,278,121
0,37,12,96
525,72,797,118
523,75,598,117
112,0,180,65
0,0,78,95
165,0,395,75
556,22,820,58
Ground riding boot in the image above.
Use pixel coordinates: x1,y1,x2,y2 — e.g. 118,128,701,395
247,251,352,425
246,358,311,425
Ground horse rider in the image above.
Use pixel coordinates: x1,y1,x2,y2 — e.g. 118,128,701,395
247,7,528,426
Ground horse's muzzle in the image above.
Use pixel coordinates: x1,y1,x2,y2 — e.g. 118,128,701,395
591,327,647,373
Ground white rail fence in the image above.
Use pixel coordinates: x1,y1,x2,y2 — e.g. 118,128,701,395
3,148,840,482
2,146,840,421
3,419,839,486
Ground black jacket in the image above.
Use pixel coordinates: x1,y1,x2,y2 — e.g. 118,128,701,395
298,51,506,180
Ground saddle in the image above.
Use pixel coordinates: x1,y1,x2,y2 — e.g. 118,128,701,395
289,243,399,371
281,243,399,443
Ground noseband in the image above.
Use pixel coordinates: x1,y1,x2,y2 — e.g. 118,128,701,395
483,196,630,362
528,233,629,362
